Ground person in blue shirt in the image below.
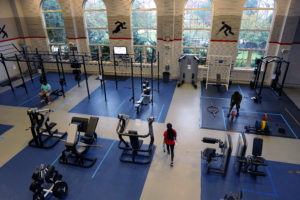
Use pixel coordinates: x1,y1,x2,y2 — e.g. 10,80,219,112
39,80,51,104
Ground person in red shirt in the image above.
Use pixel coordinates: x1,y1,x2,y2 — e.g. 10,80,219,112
163,123,177,166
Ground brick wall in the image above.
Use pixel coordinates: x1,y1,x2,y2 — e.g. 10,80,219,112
3,0,299,85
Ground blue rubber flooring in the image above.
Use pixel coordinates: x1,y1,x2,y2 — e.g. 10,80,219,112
200,84,300,139
69,78,177,123
0,138,155,200
201,157,300,200
0,72,87,108
0,124,13,142
0,124,13,136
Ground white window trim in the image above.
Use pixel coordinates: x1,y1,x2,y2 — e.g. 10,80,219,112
183,2,213,57
131,2,157,63
236,3,276,69
40,3,67,52
83,2,110,59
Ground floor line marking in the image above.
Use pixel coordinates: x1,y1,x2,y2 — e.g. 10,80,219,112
91,140,116,179
280,114,298,139
242,189,277,197
285,108,300,127
19,95,38,106
157,104,165,122
266,166,279,197
222,109,227,131
238,85,245,97
115,99,127,114
53,99,70,112
51,153,62,166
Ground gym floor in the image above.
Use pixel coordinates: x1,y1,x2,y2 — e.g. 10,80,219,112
0,73,300,200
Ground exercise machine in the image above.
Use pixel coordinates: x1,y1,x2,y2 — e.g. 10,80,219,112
236,132,267,176
223,191,243,200
178,54,199,89
135,80,152,114
27,108,67,149
201,134,232,175
206,56,232,91
251,56,289,103
244,114,270,135
30,164,68,200
59,116,99,168
116,114,155,164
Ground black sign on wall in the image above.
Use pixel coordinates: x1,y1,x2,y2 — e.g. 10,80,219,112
218,21,234,37
0,25,8,39
112,21,127,34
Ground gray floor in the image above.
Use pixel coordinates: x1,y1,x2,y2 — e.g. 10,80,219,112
1,77,300,199
284,88,300,109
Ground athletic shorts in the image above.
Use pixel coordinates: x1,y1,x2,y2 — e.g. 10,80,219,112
39,92,50,97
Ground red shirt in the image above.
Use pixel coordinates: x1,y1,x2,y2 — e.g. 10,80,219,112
164,129,177,145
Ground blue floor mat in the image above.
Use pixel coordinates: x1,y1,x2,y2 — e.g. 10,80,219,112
69,78,177,123
0,124,13,136
200,84,300,139
0,138,155,200
0,72,88,108
201,157,300,200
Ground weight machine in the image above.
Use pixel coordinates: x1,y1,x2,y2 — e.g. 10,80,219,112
59,116,99,168
177,54,199,89
116,114,155,164
27,108,67,149
201,134,232,175
236,132,268,176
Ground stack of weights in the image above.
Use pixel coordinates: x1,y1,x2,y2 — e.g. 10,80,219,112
255,114,269,131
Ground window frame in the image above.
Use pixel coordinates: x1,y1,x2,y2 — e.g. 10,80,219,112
83,2,110,60
40,3,67,52
131,3,157,63
236,5,276,69
183,3,212,64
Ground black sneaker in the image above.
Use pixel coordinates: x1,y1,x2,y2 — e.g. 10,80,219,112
227,114,230,118
170,161,174,167
236,112,239,117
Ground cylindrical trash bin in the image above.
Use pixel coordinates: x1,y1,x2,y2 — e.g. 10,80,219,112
163,72,170,82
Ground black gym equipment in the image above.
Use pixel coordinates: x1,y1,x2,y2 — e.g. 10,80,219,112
223,190,243,200
27,108,67,149
30,164,68,200
177,54,199,89
116,114,155,164
244,121,271,135
135,80,152,114
236,132,267,176
59,116,99,168
250,56,289,103
201,134,232,175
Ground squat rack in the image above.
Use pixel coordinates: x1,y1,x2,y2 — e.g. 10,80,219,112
1,46,160,104
252,56,289,103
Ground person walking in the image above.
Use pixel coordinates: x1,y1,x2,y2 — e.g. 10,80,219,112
163,123,177,167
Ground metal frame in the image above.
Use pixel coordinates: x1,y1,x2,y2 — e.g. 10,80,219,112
237,5,276,69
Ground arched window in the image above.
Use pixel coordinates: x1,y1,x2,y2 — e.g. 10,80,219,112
84,0,110,60
236,0,275,68
41,0,67,52
132,0,157,63
183,0,212,64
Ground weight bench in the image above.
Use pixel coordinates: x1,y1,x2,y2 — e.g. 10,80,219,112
236,132,267,176
59,116,99,168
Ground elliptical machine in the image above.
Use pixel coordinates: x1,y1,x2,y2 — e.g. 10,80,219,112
27,108,67,149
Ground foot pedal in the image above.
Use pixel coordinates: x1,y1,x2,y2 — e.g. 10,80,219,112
48,122,57,130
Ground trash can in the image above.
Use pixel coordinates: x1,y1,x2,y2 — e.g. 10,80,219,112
163,72,170,82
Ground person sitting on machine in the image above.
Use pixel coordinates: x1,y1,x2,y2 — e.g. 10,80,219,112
39,79,52,104
227,91,242,118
